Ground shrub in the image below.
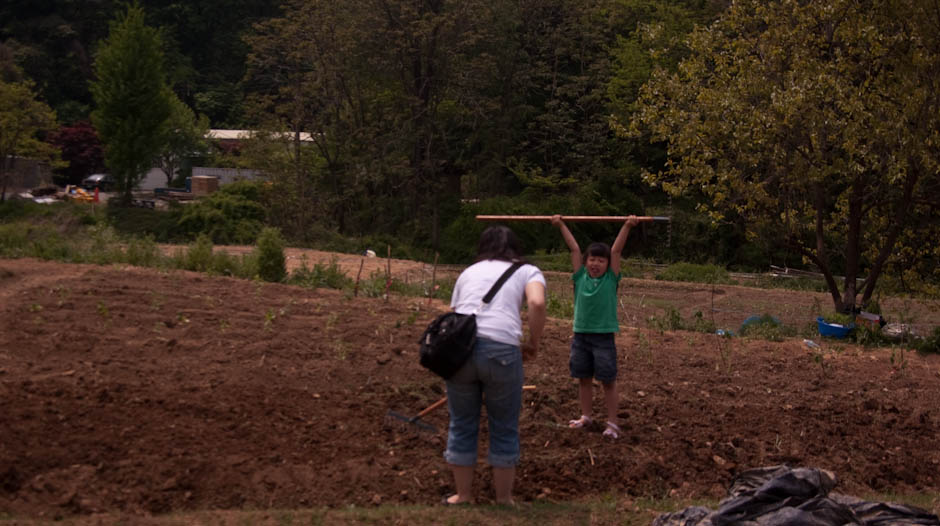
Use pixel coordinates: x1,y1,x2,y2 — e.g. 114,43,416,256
739,314,790,341
648,307,685,331
176,181,266,244
687,310,717,333
358,270,393,298
288,257,351,290
0,222,32,256
916,326,940,354
209,251,257,278
124,235,161,267
106,203,185,243
254,227,286,282
85,225,125,264
182,234,215,272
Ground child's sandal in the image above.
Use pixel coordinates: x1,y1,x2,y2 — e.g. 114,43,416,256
603,421,621,439
568,415,592,429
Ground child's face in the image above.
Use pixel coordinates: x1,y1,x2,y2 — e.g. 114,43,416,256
585,255,609,278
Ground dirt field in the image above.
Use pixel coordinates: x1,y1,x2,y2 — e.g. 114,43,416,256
2,255,940,523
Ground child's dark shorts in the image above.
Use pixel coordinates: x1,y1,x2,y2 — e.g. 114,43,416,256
569,332,617,384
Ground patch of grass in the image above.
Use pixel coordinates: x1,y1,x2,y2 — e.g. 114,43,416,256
528,252,571,272
739,314,793,342
656,262,733,285
751,274,829,292
546,290,574,319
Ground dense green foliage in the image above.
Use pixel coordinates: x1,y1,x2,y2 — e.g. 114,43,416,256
2,0,937,302
632,0,940,311
253,227,286,282
90,3,173,203
0,78,58,201
175,181,266,244
157,94,209,186
0,0,279,126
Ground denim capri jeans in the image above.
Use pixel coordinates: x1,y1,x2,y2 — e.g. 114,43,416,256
444,337,524,468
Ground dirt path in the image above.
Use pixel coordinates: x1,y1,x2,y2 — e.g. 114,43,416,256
1,257,939,522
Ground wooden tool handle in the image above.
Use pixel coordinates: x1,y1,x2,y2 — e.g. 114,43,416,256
415,396,448,418
475,215,669,222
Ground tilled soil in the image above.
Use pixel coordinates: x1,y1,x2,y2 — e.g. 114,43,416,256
1,257,939,522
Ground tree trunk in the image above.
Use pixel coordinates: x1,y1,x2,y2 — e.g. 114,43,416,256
839,177,865,312
812,182,845,311
860,163,920,306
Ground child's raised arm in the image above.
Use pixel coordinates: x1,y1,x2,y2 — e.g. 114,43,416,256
552,214,582,272
610,215,639,273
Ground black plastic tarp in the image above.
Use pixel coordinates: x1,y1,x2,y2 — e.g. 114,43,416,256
653,466,939,526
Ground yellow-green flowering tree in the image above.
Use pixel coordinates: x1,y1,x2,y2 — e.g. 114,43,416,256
632,0,940,312
0,78,58,201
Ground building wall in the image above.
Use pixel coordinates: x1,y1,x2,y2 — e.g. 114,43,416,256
4,157,53,191
137,166,260,191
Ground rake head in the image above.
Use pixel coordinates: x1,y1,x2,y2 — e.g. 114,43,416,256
385,410,438,433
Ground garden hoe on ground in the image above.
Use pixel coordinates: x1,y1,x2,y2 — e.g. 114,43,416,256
386,386,537,434
386,396,448,433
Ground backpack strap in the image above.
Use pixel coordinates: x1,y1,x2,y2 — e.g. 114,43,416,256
482,261,524,304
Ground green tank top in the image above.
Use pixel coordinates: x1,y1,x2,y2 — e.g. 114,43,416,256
572,267,621,333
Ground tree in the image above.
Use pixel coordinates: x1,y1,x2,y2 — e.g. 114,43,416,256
244,0,498,245
157,94,209,186
49,121,104,186
0,1,114,124
90,2,173,204
633,0,940,312
0,78,58,201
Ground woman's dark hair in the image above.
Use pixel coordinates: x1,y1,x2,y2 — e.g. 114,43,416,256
475,225,527,263
583,242,611,264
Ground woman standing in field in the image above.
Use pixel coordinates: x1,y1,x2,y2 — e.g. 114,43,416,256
443,225,547,505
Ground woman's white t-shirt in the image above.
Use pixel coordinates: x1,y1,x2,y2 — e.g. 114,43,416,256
450,260,546,346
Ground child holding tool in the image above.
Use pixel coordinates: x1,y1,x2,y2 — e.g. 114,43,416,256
551,214,639,439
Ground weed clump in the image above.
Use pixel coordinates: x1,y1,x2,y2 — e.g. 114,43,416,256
739,314,791,341
915,326,940,354
289,257,351,290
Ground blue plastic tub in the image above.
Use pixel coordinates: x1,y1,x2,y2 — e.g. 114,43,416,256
816,316,855,338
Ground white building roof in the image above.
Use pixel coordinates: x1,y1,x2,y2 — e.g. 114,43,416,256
207,129,316,142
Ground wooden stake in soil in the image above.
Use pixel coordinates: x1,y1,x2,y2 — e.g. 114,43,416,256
476,215,670,223
354,258,365,297
427,252,439,306
384,245,392,301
